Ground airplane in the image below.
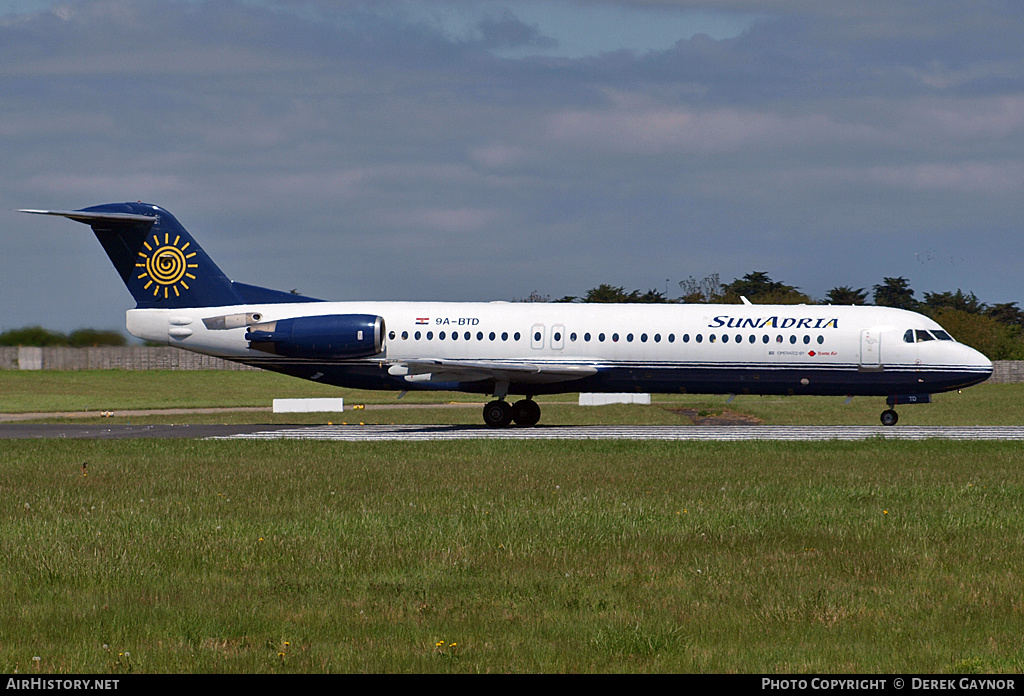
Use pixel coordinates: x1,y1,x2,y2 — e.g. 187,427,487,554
20,202,992,427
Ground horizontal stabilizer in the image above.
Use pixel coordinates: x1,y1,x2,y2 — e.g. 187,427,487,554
19,209,156,225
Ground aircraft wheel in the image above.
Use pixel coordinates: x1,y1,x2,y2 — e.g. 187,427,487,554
512,399,541,427
483,400,513,428
880,409,899,427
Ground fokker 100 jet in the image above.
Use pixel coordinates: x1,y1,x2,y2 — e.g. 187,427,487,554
21,203,992,427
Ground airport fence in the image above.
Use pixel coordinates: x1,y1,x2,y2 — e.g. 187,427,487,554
1,346,1023,383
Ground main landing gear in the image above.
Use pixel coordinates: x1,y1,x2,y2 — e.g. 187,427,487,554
483,398,541,428
880,409,899,427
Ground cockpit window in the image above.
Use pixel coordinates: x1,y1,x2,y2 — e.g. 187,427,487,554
905,328,955,343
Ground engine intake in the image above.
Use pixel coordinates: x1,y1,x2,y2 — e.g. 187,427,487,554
245,314,384,358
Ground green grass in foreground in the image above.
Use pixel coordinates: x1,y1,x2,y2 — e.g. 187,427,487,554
2,439,1023,673
0,370,1022,426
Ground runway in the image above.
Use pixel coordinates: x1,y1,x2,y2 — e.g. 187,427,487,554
4,423,1024,441
210,424,1024,441
0,423,295,440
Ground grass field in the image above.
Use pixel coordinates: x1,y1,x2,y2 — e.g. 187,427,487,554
1,371,1023,674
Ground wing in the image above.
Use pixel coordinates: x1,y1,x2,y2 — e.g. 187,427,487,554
387,358,597,387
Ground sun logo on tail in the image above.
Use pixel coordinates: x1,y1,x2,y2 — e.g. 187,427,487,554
136,233,198,298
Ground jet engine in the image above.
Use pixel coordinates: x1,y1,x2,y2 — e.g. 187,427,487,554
245,314,384,358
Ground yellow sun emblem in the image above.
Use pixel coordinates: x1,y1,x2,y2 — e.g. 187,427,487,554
135,233,198,298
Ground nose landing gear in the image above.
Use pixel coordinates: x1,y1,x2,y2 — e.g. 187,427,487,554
880,393,931,426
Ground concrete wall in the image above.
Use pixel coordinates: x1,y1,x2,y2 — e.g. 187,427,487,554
1,346,1022,383
991,361,1024,384
0,346,257,371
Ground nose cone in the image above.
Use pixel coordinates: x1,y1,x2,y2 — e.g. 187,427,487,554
959,342,994,385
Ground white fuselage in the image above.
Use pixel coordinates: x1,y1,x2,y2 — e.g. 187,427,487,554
126,300,992,399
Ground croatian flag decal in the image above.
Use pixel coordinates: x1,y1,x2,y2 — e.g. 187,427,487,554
416,318,429,324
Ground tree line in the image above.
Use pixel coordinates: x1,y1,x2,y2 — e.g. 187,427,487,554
521,272,1024,360
0,327,126,348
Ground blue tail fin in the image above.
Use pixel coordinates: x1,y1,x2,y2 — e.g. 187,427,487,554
21,203,316,309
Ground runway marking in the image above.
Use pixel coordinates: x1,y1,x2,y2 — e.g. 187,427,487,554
209,425,1024,442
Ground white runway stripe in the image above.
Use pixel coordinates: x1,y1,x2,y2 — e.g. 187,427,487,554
209,425,1024,442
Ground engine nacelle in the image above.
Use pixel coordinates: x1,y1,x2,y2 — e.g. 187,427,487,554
245,314,385,358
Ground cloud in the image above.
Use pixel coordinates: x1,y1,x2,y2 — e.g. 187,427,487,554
546,98,847,155
474,11,557,51
3,0,1024,333
24,173,187,197
865,162,1024,195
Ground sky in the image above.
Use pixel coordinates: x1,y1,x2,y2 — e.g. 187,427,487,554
2,0,1023,333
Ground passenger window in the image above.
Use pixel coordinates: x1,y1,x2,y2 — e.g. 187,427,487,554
803,335,810,344
534,331,542,342
789,335,796,344
554,332,562,342
415,331,421,340
612,333,619,342
721,334,728,343
817,335,824,344
749,335,756,344
599,333,605,342
427,331,434,340
570,332,577,342
489,332,495,341
696,334,703,343
451,332,458,340
762,335,769,344
514,332,521,341
626,333,633,342
402,331,408,340
654,333,661,343
641,333,648,343
584,332,591,342
776,335,783,343
501,332,508,341
668,333,675,343
477,331,483,340
710,334,717,343
388,330,396,340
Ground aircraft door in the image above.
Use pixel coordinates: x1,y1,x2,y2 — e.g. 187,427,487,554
531,324,545,350
860,329,881,368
